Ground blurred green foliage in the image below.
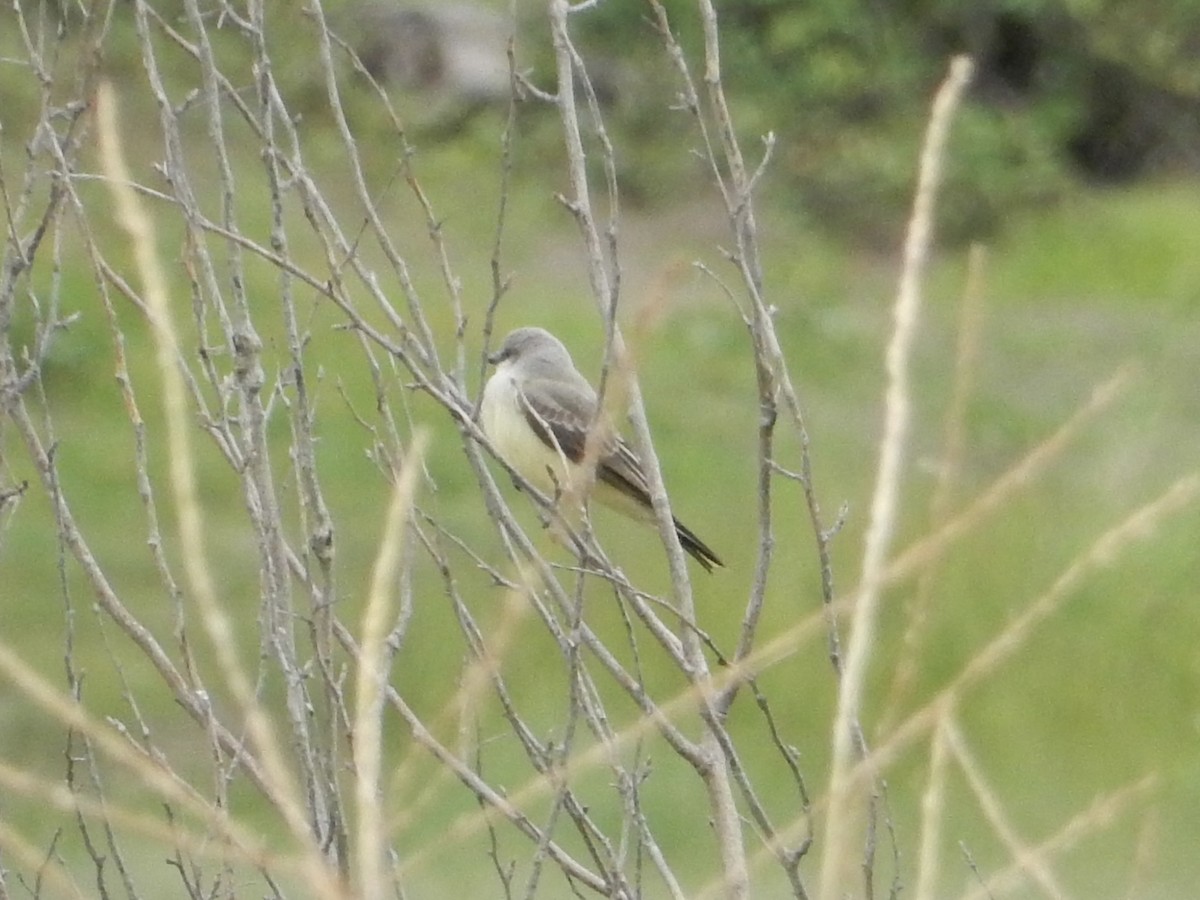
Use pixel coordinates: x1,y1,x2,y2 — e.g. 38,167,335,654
568,0,1200,241
17,0,1200,240
1064,0,1200,95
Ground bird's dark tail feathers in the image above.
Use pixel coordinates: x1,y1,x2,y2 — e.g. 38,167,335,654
674,517,723,573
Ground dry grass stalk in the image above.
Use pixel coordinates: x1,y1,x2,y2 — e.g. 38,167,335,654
353,433,427,900
857,470,1199,794
820,55,974,898
881,243,989,733
884,365,1136,589
0,642,275,872
913,713,953,900
944,718,1069,898
957,774,1158,900
94,79,344,897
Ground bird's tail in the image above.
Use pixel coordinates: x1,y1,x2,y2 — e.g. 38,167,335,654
674,517,723,573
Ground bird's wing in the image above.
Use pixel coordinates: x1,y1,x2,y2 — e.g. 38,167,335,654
517,377,602,463
597,434,651,500
515,367,722,571
517,378,650,497
518,374,648,480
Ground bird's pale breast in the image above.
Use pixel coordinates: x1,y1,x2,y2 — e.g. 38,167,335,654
481,363,572,494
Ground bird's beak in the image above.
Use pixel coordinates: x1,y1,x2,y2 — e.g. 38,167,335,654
487,348,505,366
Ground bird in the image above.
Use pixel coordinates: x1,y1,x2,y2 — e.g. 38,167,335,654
480,326,723,572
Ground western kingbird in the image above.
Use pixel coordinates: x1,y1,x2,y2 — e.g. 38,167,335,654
480,326,723,572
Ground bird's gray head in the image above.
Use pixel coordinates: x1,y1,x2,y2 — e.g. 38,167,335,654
488,327,574,375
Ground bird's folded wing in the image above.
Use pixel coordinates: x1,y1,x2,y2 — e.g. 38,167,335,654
597,437,651,501
517,378,650,496
516,377,597,461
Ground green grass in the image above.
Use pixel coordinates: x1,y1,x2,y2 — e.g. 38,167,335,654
7,169,1200,894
